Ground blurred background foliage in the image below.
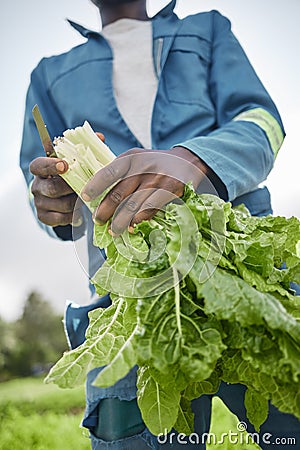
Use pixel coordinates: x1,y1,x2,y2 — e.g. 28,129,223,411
0,292,91,449
0,291,67,381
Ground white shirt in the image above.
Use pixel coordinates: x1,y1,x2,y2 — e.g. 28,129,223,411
102,19,158,149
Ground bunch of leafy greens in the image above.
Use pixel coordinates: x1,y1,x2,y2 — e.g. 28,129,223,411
53,121,115,205
45,184,300,436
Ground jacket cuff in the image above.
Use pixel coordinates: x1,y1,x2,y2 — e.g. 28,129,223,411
176,121,274,201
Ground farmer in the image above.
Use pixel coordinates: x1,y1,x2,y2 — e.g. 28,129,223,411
20,0,299,448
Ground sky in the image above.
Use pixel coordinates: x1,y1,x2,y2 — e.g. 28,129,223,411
0,0,299,321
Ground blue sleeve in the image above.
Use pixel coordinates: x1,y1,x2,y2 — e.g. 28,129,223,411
177,11,285,201
19,59,86,241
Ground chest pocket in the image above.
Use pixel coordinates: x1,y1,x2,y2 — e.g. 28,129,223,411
163,35,213,109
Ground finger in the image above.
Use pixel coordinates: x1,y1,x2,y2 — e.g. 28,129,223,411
93,176,140,225
31,176,75,198
33,193,78,214
81,154,132,201
72,205,84,227
96,132,105,142
131,188,179,226
36,209,75,227
30,157,69,178
109,187,156,236
40,204,84,227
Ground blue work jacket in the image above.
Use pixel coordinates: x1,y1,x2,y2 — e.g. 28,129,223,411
20,0,285,344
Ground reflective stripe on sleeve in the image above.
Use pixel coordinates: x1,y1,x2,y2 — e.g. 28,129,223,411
233,108,284,158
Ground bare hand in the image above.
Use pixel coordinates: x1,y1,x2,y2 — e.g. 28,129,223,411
29,157,82,227
81,146,208,235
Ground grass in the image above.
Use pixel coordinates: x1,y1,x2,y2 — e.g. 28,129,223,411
0,377,84,413
0,377,90,450
0,377,260,449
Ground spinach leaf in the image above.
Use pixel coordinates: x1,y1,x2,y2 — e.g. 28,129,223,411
45,184,300,434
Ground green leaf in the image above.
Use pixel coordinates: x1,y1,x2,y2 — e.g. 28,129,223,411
44,348,95,388
137,286,225,381
183,371,221,400
45,299,129,388
221,350,300,421
46,182,300,435
113,229,149,263
93,221,113,249
174,396,194,435
93,325,138,387
137,366,180,435
201,266,300,340
244,388,269,432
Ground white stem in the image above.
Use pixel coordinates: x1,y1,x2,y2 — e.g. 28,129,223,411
172,266,182,338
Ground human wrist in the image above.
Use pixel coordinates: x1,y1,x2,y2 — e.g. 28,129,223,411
171,146,209,175
171,146,227,199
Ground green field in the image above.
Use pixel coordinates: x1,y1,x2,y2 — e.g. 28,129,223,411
0,377,259,449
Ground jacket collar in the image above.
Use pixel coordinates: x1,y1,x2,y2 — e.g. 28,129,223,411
67,19,99,38
153,0,176,18
67,0,177,38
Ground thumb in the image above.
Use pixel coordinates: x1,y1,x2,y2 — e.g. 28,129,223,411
30,156,69,178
